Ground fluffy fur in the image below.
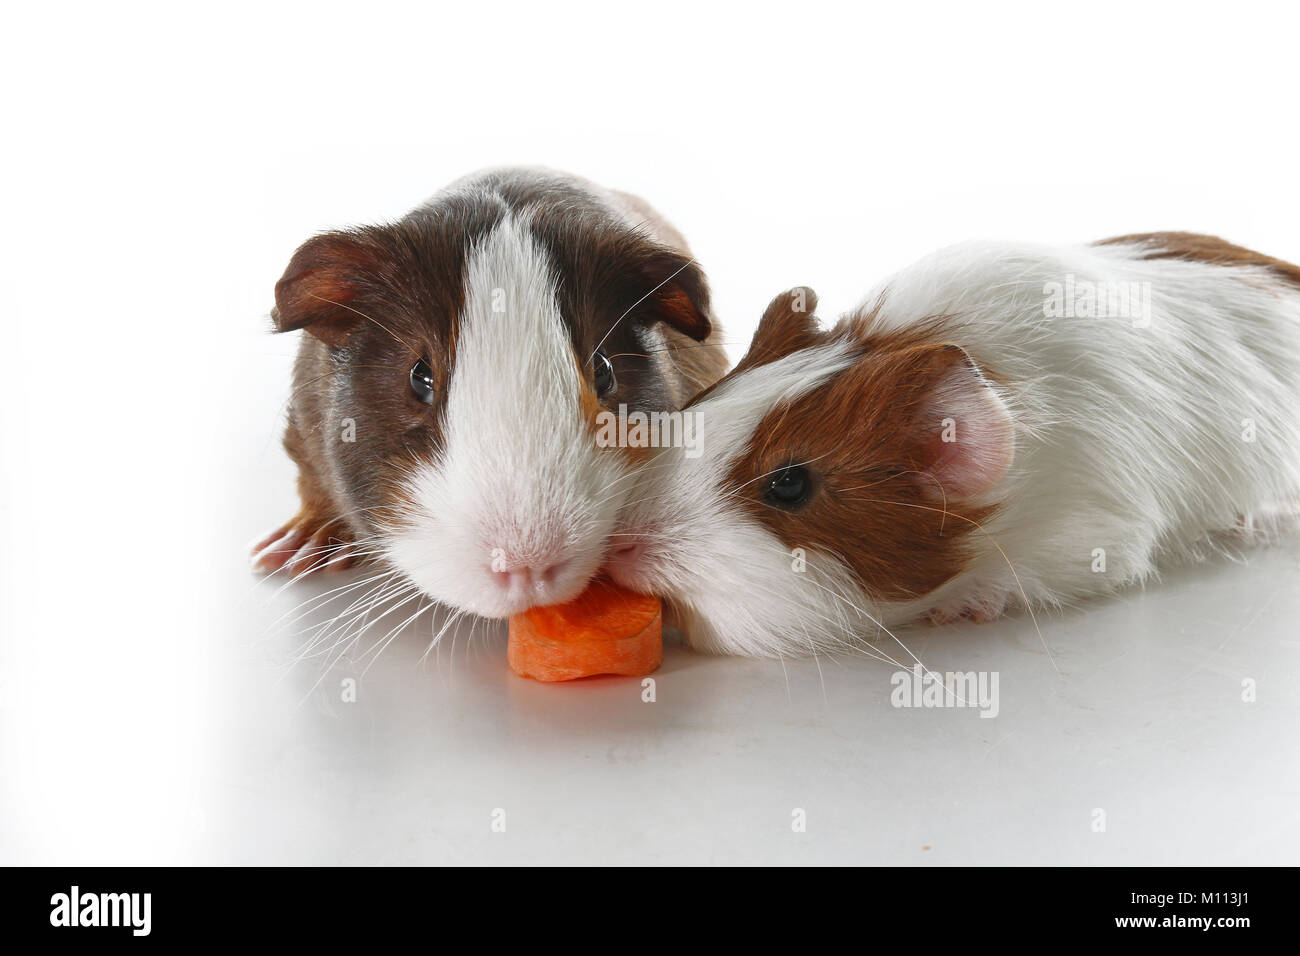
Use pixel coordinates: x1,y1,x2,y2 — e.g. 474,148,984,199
384,217,629,617
611,342,859,655
607,235,1300,656
254,167,729,619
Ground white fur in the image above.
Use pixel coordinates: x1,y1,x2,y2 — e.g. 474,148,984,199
872,239,1300,624
609,343,862,657
385,217,627,617
610,238,1300,655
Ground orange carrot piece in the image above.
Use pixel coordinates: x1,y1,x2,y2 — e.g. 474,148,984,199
508,578,662,682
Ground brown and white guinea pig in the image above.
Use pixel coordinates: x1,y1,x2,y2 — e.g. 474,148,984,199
251,167,729,618
604,234,1300,657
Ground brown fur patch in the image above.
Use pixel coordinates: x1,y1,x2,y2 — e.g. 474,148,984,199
686,287,825,410
1098,231,1300,289
573,350,602,428
654,284,711,340
272,169,731,548
731,287,825,376
724,318,999,602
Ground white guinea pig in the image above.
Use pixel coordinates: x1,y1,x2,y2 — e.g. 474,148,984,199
604,233,1300,657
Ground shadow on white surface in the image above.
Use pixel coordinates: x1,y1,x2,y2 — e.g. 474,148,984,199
201,541,1300,865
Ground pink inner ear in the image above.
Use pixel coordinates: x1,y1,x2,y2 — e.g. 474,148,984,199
918,359,1015,499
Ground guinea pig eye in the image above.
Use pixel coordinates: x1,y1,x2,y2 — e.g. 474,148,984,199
409,358,435,405
592,350,616,397
764,465,813,510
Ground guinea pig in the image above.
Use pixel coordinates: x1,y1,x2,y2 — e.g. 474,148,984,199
251,167,729,618
604,233,1300,657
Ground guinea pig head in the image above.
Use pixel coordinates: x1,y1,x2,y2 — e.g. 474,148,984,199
605,287,1014,655
272,195,713,618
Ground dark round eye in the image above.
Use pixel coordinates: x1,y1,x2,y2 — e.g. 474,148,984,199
593,350,616,397
764,465,813,510
410,358,435,405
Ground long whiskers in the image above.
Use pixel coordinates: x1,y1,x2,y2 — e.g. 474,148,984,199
838,495,1058,674
302,292,424,358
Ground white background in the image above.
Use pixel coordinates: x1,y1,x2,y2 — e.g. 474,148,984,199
2,1,1298,864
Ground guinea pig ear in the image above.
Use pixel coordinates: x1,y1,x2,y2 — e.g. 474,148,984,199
636,249,713,341
272,230,388,347
912,345,1014,499
732,286,824,374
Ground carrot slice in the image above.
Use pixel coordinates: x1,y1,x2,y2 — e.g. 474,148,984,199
508,578,662,682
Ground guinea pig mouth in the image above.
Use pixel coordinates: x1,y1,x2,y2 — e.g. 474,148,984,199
467,560,594,618
601,526,664,592
385,526,606,619
607,539,644,565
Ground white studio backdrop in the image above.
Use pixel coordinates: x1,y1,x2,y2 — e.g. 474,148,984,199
1,0,1297,863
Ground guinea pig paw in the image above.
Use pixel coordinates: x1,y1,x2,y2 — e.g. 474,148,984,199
251,519,355,578
926,590,1008,627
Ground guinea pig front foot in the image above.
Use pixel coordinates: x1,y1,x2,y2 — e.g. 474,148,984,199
925,588,1009,627
250,514,357,579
